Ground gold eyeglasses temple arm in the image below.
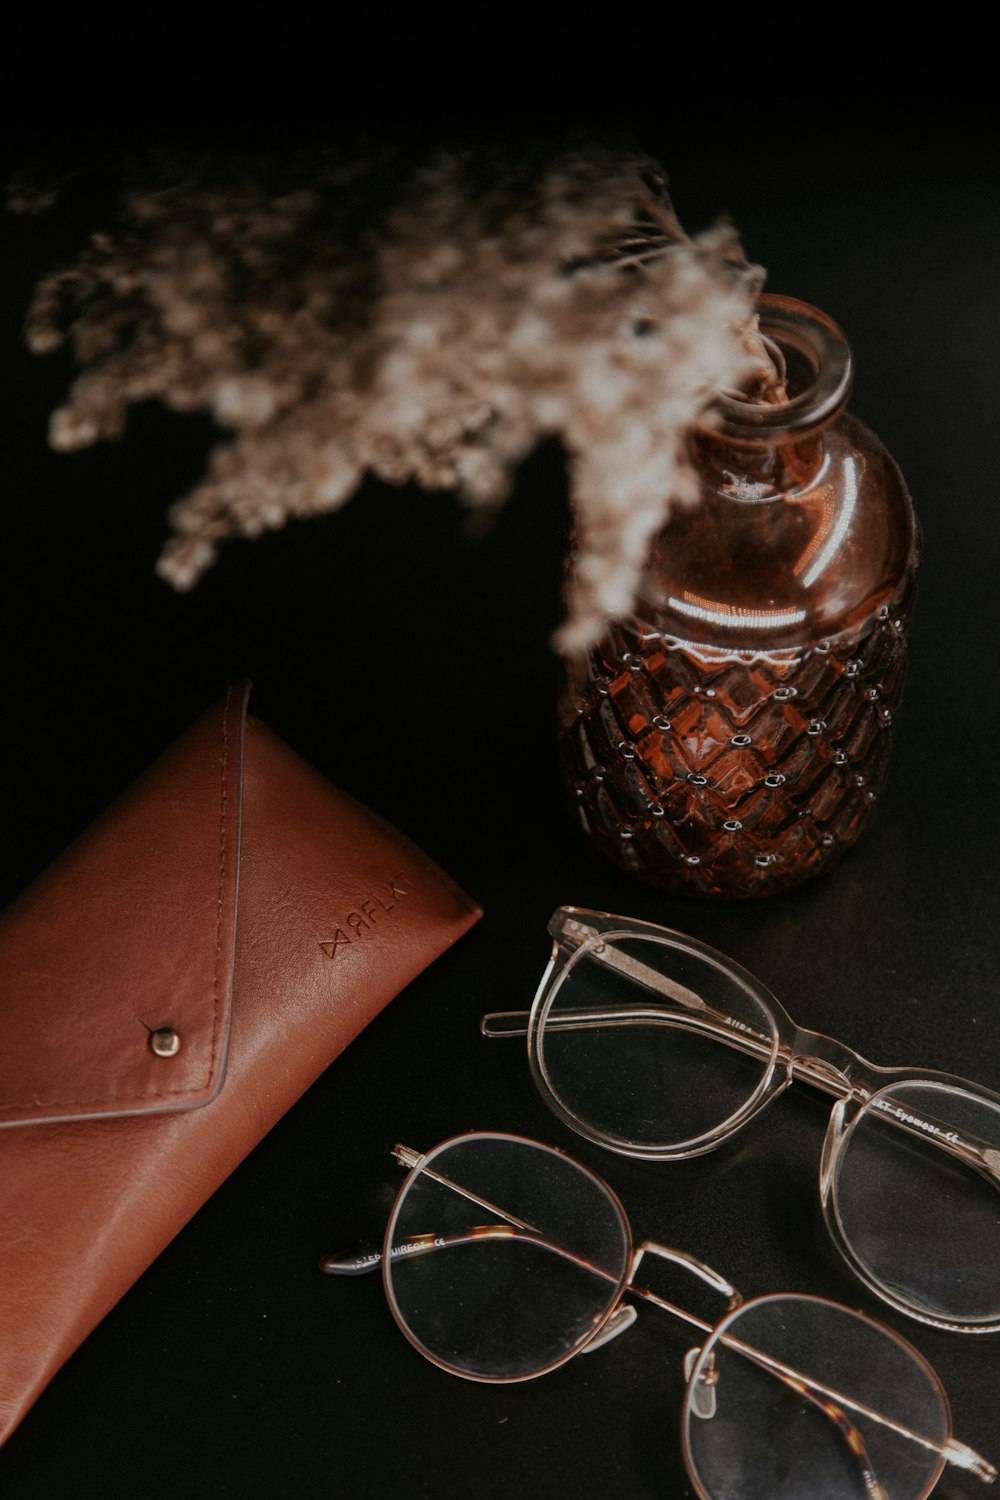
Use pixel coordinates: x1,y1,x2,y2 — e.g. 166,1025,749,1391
606,1249,993,1483
388,1146,541,1231
336,1224,991,1479
704,1330,997,1483
320,1166,996,1482
321,1224,625,1295
319,1145,549,1276
321,1238,435,1275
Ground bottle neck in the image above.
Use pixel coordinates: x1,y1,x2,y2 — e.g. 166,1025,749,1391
691,427,827,501
693,294,853,501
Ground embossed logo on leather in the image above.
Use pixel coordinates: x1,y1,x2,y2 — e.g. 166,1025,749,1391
318,872,409,959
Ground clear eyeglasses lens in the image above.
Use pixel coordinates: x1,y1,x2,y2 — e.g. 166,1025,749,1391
535,932,779,1155
683,1294,950,1500
383,1134,630,1381
832,1080,1000,1327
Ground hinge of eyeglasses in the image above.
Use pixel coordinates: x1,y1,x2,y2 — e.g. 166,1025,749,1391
392,1144,424,1171
562,918,601,949
788,1054,852,1093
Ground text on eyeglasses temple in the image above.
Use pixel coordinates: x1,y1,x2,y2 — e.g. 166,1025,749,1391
872,1097,960,1143
353,1236,449,1271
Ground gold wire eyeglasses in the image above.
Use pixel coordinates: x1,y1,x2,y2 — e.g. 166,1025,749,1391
323,1130,995,1498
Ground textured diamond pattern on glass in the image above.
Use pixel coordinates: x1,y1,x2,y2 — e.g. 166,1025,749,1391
384,1134,630,1381
683,1295,949,1500
535,929,780,1156
833,1081,1000,1327
560,577,915,899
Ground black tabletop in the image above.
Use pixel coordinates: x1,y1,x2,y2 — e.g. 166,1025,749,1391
2,114,998,1498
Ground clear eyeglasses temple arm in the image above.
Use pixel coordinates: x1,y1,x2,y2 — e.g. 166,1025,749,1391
480,934,1000,1185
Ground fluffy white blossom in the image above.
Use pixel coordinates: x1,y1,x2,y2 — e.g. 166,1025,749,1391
22,146,764,649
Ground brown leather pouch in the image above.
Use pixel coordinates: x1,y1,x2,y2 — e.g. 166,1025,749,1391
0,684,481,1443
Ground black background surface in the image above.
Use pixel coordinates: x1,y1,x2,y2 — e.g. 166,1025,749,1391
1,110,998,1497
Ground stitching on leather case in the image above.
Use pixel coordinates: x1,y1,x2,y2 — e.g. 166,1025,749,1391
142,677,232,1103
2,686,236,1115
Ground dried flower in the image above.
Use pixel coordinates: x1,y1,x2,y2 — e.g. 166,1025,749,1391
20,145,763,649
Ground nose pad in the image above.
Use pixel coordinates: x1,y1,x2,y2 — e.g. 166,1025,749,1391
581,1302,638,1353
683,1347,718,1419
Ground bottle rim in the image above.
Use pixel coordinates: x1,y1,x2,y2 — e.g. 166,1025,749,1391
708,294,853,443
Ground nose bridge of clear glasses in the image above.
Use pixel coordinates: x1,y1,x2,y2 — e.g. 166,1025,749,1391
787,1026,864,1097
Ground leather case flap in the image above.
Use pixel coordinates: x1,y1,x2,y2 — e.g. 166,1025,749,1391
0,685,247,1129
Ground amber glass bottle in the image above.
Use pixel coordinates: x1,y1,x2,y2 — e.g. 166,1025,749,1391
559,295,919,899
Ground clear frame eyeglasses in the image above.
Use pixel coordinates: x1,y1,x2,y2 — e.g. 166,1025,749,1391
480,908,1000,1335
323,1131,995,1498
